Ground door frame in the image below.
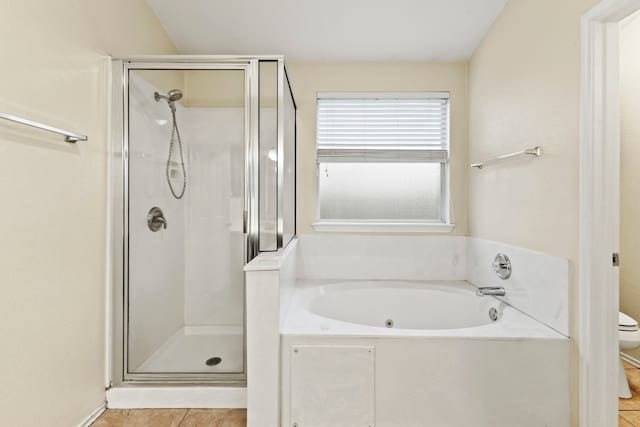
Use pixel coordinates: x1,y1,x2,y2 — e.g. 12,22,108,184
109,57,257,385
579,1,640,425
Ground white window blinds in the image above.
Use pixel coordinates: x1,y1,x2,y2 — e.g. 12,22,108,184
317,93,449,163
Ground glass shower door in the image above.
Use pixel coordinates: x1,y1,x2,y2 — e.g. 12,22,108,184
125,66,248,379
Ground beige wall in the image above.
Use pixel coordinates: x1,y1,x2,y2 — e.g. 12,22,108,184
0,1,175,426
468,0,598,261
620,13,640,359
135,69,186,101
286,62,468,235
467,0,599,425
184,70,246,108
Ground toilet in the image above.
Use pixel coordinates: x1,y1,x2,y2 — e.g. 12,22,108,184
619,312,640,398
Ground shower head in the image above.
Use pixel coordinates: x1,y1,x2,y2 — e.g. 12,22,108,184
154,89,183,103
167,89,183,102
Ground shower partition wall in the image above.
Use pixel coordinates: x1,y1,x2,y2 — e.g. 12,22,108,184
110,56,296,385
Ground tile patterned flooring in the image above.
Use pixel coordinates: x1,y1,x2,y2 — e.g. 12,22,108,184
621,361,640,426
90,369,640,427
92,408,246,427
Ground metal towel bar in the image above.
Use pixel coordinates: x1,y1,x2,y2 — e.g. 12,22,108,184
0,112,87,143
470,146,541,169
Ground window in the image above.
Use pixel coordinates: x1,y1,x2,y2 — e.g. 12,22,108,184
314,93,452,232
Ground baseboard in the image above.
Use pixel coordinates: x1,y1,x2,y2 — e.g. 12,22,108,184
106,386,247,409
78,402,107,427
621,352,640,368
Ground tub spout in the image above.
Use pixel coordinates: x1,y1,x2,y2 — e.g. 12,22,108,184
476,286,506,297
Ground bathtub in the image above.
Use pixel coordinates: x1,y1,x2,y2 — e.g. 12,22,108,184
280,280,569,427
282,280,563,338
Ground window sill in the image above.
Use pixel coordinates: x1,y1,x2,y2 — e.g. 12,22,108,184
311,221,455,233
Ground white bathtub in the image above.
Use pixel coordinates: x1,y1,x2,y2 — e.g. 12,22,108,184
282,280,562,339
280,280,569,427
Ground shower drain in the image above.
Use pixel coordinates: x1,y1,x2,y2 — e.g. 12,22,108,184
205,357,222,366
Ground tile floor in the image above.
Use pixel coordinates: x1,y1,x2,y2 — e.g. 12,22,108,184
620,361,640,426
91,408,246,427
91,372,640,427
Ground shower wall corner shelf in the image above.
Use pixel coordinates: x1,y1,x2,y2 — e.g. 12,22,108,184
0,112,87,143
470,146,541,169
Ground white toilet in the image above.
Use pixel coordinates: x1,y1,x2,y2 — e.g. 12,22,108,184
619,311,640,398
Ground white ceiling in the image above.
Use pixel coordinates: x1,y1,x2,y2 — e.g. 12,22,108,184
147,0,508,61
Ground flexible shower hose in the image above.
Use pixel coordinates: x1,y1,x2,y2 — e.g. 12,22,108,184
166,105,187,199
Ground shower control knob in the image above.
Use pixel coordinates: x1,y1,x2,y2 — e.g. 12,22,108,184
147,207,167,232
492,253,512,280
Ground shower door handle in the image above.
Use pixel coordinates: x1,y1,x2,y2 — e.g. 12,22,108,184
243,210,248,234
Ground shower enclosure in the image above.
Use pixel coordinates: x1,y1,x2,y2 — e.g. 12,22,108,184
110,56,296,384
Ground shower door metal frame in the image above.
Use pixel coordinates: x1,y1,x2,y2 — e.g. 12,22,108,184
110,56,269,385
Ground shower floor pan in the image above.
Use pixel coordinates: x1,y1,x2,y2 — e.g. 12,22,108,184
134,325,244,373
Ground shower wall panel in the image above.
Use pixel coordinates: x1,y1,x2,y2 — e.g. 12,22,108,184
128,73,186,370
282,80,296,245
259,107,278,250
184,108,245,327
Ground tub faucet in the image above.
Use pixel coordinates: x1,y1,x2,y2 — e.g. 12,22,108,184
476,286,506,297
